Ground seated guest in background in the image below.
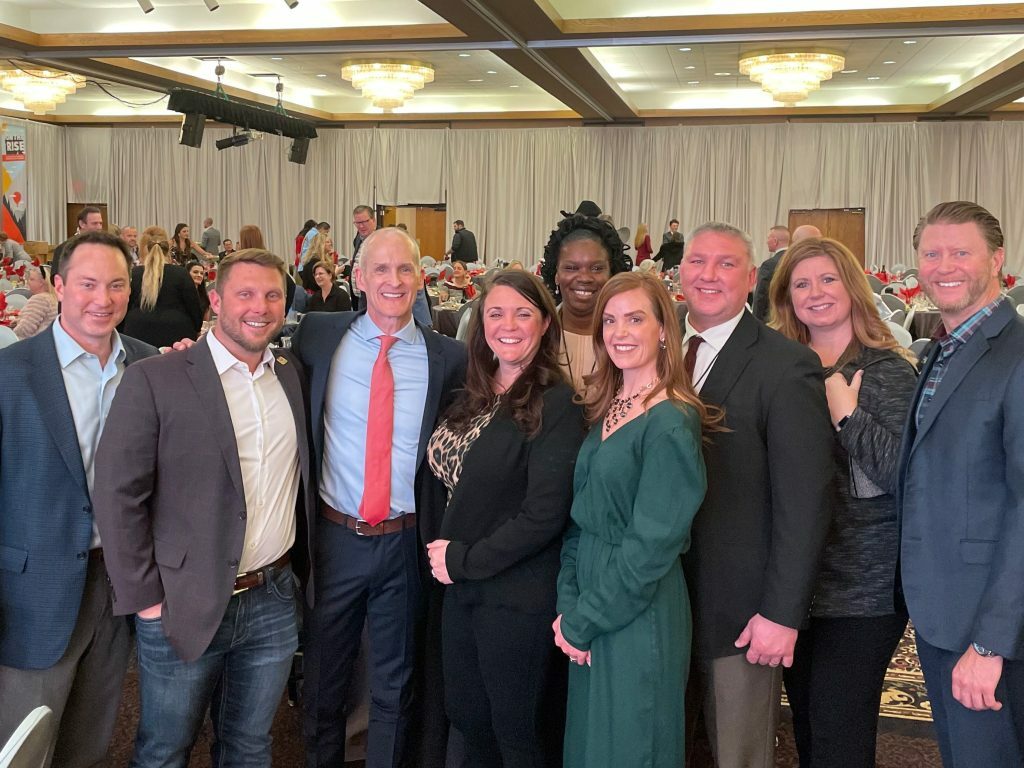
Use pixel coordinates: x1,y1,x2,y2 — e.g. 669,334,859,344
169,222,211,266
93,248,315,768
663,218,683,245
634,223,653,263
186,260,211,322
769,237,918,768
557,271,710,768
507,260,525,271
0,232,156,764
899,201,1024,767
218,237,235,259
443,260,477,300
0,231,29,261
309,261,352,313
540,214,630,392
123,226,203,348
12,264,58,340
680,222,833,768
424,270,584,767
302,233,335,291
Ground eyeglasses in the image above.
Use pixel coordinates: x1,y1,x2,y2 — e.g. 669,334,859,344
353,218,373,226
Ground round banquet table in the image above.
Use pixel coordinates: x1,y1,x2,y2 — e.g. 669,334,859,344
909,310,942,340
431,305,461,338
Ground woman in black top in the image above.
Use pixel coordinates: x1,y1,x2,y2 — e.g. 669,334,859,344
124,226,203,348
187,260,211,321
770,237,918,768
307,262,351,313
424,270,586,768
169,222,210,266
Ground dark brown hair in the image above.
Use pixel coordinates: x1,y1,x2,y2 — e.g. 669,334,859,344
238,224,266,250
444,270,565,438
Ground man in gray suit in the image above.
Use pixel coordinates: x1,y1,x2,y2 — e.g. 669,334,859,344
899,201,1024,766
94,248,315,767
750,225,789,322
0,231,157,765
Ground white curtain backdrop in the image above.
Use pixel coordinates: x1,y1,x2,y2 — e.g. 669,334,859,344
25,120,66,244
22,120,1024,272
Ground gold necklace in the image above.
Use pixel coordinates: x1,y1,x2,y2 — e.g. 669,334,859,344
604,378,658,432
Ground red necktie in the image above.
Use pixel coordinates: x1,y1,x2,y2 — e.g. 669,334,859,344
359,335,399,526
684,335,704,379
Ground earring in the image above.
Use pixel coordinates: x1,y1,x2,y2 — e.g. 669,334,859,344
659,340,666,350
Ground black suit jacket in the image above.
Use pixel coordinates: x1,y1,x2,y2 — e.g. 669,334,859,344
751,249,786,323
93,336,316,663
422,383,585,615
683,311,834,660
898,301,1024,658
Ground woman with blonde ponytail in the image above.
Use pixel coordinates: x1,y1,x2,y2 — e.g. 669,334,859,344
123,225,204,347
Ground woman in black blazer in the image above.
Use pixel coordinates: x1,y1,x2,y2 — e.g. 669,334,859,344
307,262,351,312
425,270,585,768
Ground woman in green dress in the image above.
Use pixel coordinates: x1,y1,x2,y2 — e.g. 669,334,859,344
554,271,714,768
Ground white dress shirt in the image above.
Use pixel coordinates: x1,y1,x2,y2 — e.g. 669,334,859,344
207,330,299,574
683,309,746,393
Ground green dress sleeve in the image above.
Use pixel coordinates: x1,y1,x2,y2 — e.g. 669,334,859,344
557,520,582,615
560,416,706,650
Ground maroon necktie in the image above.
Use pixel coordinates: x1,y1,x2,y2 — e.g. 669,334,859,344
359,335,399,526
684,335,704,380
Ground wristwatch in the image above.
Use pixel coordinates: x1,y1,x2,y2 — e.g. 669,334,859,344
836,415,851,431
972,642,997,657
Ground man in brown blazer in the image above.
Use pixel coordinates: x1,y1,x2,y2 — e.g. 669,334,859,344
93,248,315,767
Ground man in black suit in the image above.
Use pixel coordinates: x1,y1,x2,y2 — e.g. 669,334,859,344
680,222,833,768
293,227,466,768
899,201,1024,766
50,205,106,283
750,224,790,322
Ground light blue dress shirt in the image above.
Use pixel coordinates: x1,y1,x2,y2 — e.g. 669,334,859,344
320,314,429,520
52,317,127,548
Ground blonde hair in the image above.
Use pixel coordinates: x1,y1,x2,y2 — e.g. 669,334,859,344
634,223,649,250
27,265,55,295
769,237,915,367
139,226,171,311
581,271,719,430
304,232,332,269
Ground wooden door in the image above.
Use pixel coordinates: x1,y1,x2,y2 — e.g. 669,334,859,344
415,207,447,262
66,203,108,239
788,208,866,267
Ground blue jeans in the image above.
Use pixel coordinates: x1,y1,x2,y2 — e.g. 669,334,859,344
132,564,299,768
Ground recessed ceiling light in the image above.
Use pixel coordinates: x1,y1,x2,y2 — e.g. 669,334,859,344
840,69,858,74
903,40,917,44
509,84,519,88
678,47,691,52
458,53,471,58
883,60,895,64
688,80,700,85
714,72,731,76
317,73,327,78
685,66,695,70
469,78,483,82
867,76,881,80
271,57,283,61
486,70,496,74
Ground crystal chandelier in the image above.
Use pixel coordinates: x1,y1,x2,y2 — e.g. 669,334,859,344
340,61,435,111
0,68,87,114
738,51,845,106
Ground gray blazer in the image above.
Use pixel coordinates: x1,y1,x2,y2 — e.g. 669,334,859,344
93,336,315,663
898,300,1024,659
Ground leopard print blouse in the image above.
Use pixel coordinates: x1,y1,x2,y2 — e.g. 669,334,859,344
428,400,501,495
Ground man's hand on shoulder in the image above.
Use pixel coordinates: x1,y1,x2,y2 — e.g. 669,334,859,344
734,612,798,668
952,645,1004,711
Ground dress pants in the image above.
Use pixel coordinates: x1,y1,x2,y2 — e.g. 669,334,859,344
131,564,299,768
302,517,421,768
686,653,782,768
783,612,908,767
0,556,130,768
442,595,566,768
916,633,1024,767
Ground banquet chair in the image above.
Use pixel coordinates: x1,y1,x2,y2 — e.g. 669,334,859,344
890,263,908,273
6,288,31,299
4,294,27,311
889,309,906,328
0,326,18,349
0,279,12,292
1006,285,1024,305
880,293,906,314
886,321,913,348
903,275,919,289
866,274,884,292
879,284,899,296
420,256,436,268
438,263,453,280
909,338,932,358
1017,304,1024,318
902,268,918,278
0,706,54,768
903,307,916,331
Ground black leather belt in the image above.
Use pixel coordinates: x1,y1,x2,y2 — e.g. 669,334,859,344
232,552,290,594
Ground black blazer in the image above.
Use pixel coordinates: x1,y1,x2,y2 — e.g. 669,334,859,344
307,285,352,313
123,264,204,348
289,310,467,535
898,301,1024,658
751,249,785,323
683,311,835,660
425,383,585,615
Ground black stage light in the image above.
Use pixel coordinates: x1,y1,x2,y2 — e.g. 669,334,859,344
215,132,251,151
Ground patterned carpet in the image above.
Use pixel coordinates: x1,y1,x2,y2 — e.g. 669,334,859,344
108,625,941,767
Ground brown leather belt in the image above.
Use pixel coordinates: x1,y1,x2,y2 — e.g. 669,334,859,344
232,552,290,595
320,501,416,536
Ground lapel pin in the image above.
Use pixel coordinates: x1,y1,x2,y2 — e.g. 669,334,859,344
276,356,288,365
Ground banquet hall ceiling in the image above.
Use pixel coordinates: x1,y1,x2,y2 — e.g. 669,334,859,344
1,0,1023,123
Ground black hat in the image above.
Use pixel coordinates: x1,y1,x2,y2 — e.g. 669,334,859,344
560,200,602,218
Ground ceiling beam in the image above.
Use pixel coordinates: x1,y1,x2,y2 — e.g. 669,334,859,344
928,48,1024,115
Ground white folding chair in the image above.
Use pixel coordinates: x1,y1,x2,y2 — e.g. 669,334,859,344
0,279,12,292
909,338,932,358
880,293,906,314
6,288,31,299
1016,303,1024,318
886,321,913,348
903,306,916,331
1006,285,1024,305
866,274,883,292
0,705,54,768
0,326,18,348
4,294,27,311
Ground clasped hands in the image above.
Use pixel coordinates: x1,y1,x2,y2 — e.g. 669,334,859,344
734,613,798,668
553,615,590,667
